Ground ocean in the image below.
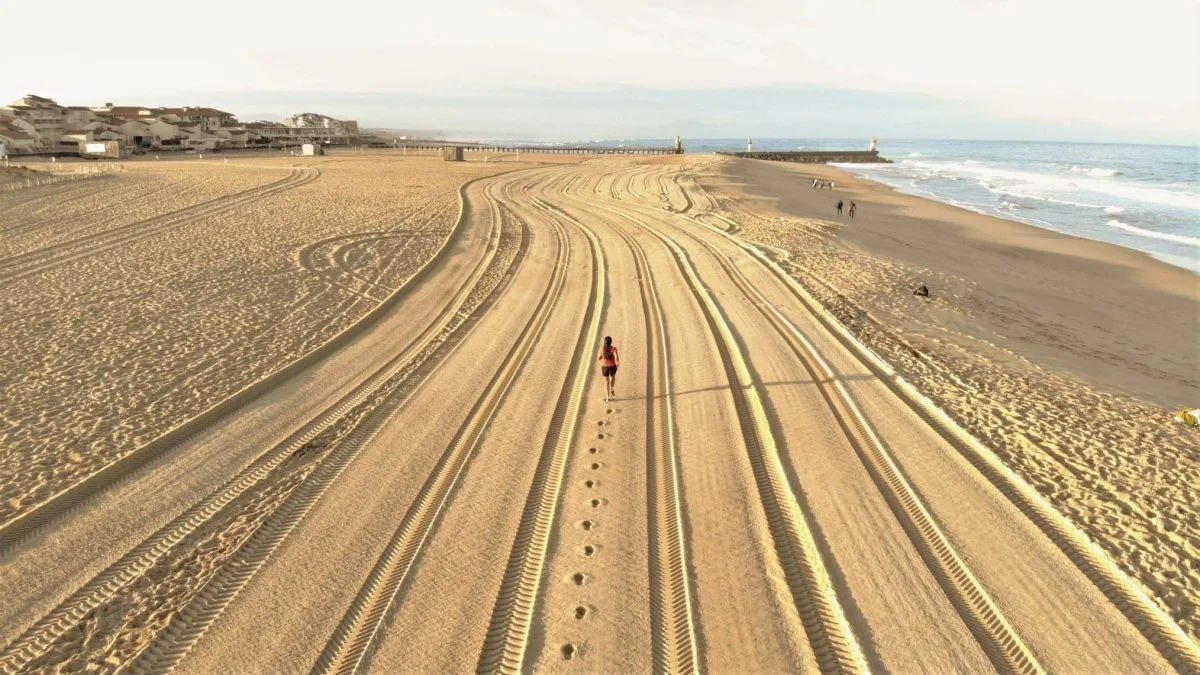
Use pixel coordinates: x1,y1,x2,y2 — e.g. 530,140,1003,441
829,139,1200,274
515,138,1200,274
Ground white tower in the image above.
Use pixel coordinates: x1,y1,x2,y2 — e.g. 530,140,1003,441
869,135,878,152
747,138,753,152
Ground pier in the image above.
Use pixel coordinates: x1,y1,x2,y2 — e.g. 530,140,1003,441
394,143,679,156
718,150,891,164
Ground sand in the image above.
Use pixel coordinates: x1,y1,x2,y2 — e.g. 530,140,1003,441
0,152,1195,673
701,157,1200,641
0,154,528,527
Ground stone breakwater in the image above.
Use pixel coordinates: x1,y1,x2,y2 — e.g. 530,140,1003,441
719,150,891,164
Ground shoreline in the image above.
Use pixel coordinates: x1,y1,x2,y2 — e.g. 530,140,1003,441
699,154,1199,639
707,156,1198,407
829,161,1200,275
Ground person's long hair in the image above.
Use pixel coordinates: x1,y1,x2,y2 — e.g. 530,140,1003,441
602,335,613,361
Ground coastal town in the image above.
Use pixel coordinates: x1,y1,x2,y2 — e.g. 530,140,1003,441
0,94,360,156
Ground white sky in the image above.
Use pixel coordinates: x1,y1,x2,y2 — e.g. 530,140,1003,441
4,0,1197,140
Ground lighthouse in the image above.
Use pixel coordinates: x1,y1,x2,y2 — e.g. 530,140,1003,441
869,136,878,152
747,138,753,153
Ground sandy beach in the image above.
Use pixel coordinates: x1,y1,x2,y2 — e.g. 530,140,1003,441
703,156,1200,639
0,151,1195,673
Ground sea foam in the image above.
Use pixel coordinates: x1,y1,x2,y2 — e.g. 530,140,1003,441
840,142,1199,273
1072,166,1123,177
1108,220,1200,247
903,159,1199,210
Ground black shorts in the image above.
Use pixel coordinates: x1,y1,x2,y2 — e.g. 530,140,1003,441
601,365,618,377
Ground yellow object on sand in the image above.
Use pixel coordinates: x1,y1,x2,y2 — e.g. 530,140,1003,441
1175,408,1200,426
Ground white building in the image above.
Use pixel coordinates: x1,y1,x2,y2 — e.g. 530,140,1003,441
0,122,38,154
215,126,251,148
4,95,365,152
248,112,360,144
178,126,226,151
110,118,184,148
285,112,359,136
1,95,69,150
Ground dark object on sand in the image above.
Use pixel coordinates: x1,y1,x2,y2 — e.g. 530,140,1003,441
914,284,930,297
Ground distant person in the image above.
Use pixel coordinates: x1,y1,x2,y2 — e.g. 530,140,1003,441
812,179,818,189
829,181,835,190
849,201,857,217
599,335,620,401
837,200,844,215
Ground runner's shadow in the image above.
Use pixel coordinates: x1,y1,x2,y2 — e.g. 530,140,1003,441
625,374,878,402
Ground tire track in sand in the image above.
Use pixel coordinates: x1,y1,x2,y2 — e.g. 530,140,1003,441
0,166,318,286
521,173,701,673
664,173,1200,674
473,178,605,675
126,184,532,675
0,178,118,227
603,212,700,673
575,184,868,674
658,208,1044,675
0,169,490,555
0,174,520,674
312,176,580,675
0,175,186,240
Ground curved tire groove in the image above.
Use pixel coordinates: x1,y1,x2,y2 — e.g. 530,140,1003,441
474,179,606,675
578,189,868,674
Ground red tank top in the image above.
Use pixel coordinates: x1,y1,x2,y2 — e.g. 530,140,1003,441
601,346,618,367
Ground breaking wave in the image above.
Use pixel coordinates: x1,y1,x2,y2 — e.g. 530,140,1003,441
899,159,1200,210
1108,220,1200,247
1072,165,1122,177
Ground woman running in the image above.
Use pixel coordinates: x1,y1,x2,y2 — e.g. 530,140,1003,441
598,335,620,401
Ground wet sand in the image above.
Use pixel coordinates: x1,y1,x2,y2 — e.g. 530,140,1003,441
710,157,1199,407
702,156,1200,639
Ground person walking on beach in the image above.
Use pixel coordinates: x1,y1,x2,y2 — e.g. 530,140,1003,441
848,201,857,217
599,336,620,401
837,199,844,215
